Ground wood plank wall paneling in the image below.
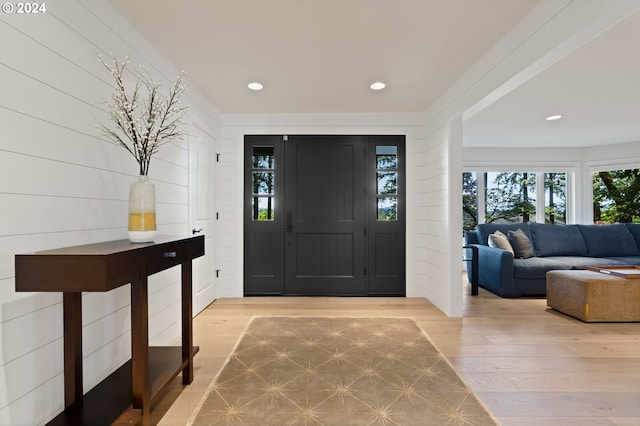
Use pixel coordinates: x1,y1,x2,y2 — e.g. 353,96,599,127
0,1,219,424
411,125,450,309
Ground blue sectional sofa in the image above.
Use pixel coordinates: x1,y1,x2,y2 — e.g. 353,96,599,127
464,222,640,297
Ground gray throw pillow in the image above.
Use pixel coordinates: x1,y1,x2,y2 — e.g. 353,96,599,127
508,228,535,259
488,231,514,254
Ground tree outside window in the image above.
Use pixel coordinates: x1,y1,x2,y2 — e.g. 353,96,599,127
485,172,536,223
463,171,568,233
462,168,640,229
545,173,566,224
463,172,477,232
593,169,640,223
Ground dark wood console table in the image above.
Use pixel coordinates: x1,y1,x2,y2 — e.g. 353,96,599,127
15,235,205,425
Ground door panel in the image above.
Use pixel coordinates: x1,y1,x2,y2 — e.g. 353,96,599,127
244,136,284,295
367,136,406,295
189,124,217,313
295,233,354,276
284,135,366,295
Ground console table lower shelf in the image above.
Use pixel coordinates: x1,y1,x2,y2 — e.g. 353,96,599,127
47,346,199,426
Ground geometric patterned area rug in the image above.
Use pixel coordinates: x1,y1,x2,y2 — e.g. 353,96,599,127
188,317,498,426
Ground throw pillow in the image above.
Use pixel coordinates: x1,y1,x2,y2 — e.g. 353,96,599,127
508,228,535,259
488,231,514,254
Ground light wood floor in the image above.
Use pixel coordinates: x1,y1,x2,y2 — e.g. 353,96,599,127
152,281,640,426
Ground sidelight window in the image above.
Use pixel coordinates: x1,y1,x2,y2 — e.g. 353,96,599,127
376,146,398,220
252,146,274,220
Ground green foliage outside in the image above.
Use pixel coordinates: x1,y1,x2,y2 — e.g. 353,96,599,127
257,208,274,220
252,151,274,221
544,172,566,224
463,169,638,233
593,169,640,223
485,172,536,224
377,153,398,221
377,200,397,220
462,172,477,232
463,172,567,233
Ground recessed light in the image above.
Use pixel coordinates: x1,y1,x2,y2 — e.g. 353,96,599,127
370,81,386,91
248,82,263,91
546,114,562,121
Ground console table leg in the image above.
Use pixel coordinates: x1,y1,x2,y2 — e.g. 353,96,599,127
181,261,194,384
63,292,83,410
463,245,479,296
131,278,150,425
470,245,479,296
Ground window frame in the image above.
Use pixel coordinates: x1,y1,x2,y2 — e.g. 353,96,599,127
463,167,574,229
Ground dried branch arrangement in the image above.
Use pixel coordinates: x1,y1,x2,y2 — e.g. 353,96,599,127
96,53,189,175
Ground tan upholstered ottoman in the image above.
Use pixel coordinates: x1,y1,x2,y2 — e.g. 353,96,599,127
546,270,640,322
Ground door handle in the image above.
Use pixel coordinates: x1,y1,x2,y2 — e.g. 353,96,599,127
285,212,294,232
192,228,203,235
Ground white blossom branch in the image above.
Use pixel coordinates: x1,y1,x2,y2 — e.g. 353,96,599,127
96,53,189,176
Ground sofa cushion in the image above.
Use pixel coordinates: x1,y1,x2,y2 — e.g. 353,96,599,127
578,224,640,257
603,256,640,264
476,223,531,246
513,257,572,279
545,256,627,269
624,223,640,251
529,223,587,257
464,231,479,245
508,229,535,259
488,231,514,254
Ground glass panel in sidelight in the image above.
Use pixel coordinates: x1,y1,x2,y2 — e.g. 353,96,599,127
377,172,397,195
252,147,274,169
253,172,274,195
377,196,397,221
376,146,398,169
252,196,274,221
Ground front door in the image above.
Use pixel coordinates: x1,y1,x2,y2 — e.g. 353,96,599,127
244,134,405,296
284,135,366,295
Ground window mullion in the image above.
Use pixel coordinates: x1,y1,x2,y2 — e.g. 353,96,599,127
536,173,545,223
477,172,486,224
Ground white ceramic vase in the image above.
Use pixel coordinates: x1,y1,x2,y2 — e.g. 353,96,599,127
128,175,157,243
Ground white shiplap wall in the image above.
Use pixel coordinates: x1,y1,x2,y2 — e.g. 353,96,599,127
411,123,453,312
0,1,219,424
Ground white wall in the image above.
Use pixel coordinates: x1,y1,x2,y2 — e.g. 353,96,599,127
0,1,219,424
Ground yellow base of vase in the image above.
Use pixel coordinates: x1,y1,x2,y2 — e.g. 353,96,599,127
129,212,157,230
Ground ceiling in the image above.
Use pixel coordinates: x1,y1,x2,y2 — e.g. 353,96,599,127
108,1,640,149
464,8,640,148
107,0,539,114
